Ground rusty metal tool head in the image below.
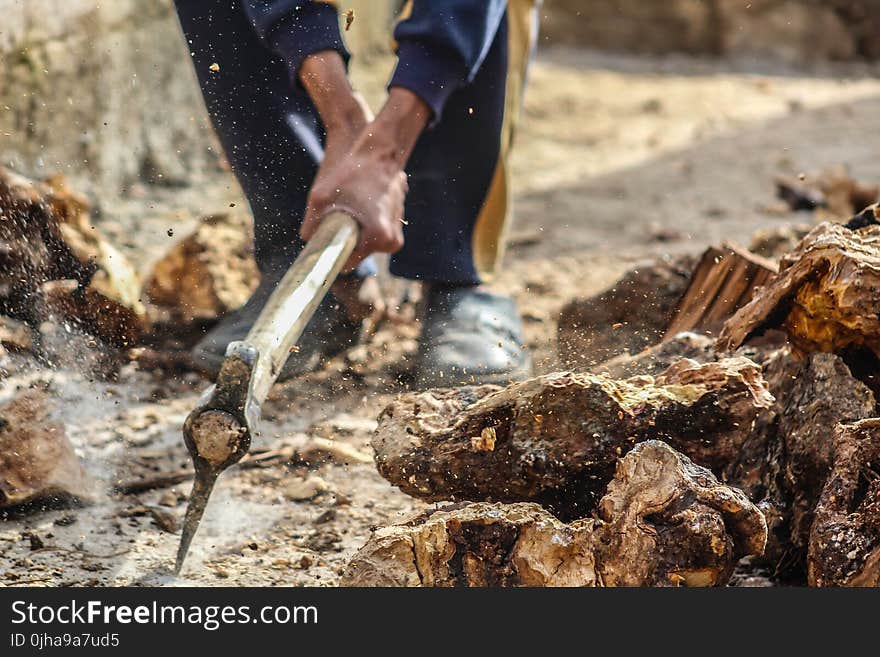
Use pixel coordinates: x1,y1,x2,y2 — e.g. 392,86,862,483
175,347,256,574
174,212,359,574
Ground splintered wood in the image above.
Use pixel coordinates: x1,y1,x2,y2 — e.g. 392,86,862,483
372,357,772,518
343,442,766,587
718,222,880,359
0,167,146,345
665,244,777,338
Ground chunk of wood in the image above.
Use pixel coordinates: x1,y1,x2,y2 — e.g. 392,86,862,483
808,419,880,587
342,502,597,587
595,441,767,587
557,255,695,369
0,390,94,508
664,244,777,339
373,357,772,517
718,222,880,359
771,352,875,550
144,213,259,326
343,441,767,587
748,350,877,573
0,168,146,346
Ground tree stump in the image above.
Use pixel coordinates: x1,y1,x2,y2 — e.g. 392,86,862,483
343,441,767,587
373,357,772,517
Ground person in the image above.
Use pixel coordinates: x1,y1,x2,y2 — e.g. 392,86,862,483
173,0,538,387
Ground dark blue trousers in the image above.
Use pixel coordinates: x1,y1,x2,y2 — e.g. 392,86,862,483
173,1,510,285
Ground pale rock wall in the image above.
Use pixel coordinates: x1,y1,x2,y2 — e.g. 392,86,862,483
0,0,400,200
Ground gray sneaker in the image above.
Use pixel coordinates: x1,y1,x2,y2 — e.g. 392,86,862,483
414,285,532,389
191,274,361,381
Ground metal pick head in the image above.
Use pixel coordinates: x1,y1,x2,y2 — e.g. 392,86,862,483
174,464,219,575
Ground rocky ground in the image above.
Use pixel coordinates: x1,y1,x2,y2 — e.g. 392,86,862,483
2,47,880,587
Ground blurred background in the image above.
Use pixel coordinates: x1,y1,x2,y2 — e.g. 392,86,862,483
2,1,879,200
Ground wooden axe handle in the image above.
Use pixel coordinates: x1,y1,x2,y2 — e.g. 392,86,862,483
243,211,359,407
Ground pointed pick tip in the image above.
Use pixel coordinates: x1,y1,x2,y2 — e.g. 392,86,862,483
174,543,188,576
172,468,218,576
174,531,193,576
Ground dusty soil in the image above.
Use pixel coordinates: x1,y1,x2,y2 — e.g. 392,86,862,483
2,47,880,587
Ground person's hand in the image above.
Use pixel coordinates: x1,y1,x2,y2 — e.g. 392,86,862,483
301,127,408,270
300,87,430,269
320,90,372,173
299,52,430,269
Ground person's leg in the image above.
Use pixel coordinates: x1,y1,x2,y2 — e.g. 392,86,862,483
392,0,538,284
393,0,539,386
174,0,321,275
173,0,367,377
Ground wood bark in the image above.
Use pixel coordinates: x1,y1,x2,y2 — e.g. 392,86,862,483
343,441,767,587
557,255,695,369
728,349,876,576
373,357,772,518
808,419,880,586
0,167,146,346
718,222,880,361
664,244,777,338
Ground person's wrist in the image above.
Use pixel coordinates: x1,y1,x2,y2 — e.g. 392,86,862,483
322,97,366,134
370,88,430,168
299,50,364,132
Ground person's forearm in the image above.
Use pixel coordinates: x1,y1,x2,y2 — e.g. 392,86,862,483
369,88,431,168
299,50,364,131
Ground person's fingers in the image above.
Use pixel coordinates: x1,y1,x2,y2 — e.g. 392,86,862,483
300,183,333,242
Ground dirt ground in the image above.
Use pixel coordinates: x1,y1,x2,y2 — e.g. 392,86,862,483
2,47,880,587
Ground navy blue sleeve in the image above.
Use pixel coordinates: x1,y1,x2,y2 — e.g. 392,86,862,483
389,0,508,123
240,1,349,82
